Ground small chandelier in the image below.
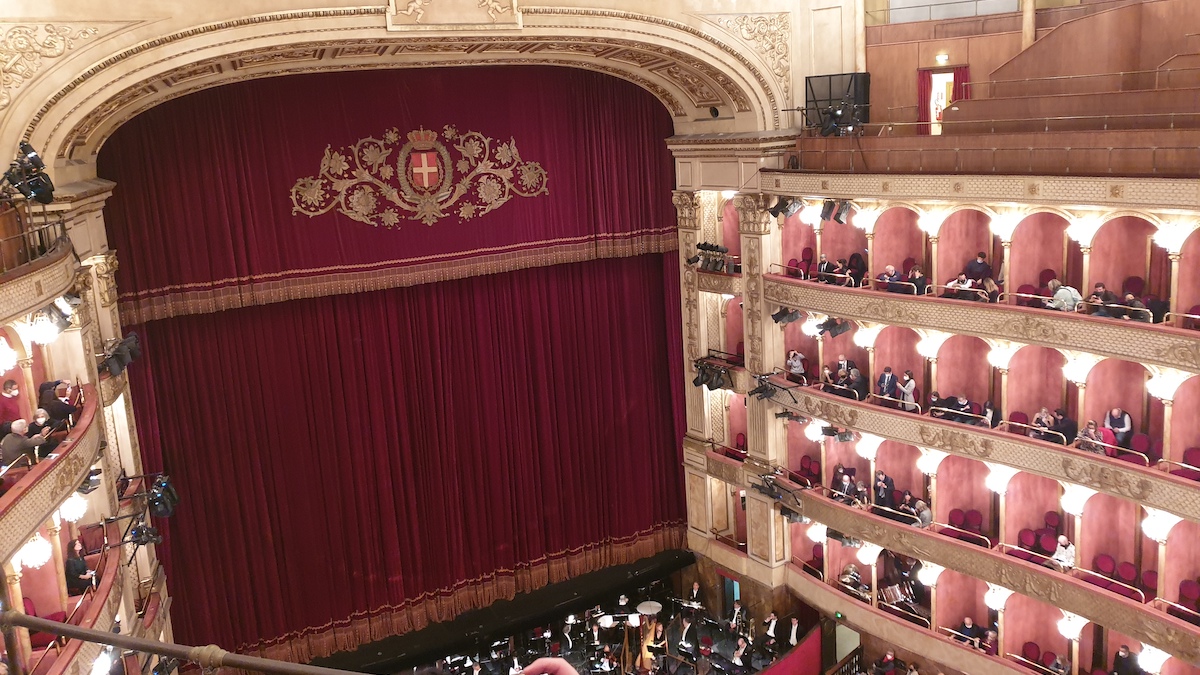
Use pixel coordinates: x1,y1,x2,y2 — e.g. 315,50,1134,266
19,533,53,569
59,493,89,523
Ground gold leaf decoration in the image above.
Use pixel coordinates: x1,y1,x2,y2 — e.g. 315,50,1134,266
291,125,548,227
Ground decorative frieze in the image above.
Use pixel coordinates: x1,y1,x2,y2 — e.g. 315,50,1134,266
0,244,76,331
697,270,743,296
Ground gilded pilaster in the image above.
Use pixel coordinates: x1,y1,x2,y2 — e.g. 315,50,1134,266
4,561,31,665
675,191,710,440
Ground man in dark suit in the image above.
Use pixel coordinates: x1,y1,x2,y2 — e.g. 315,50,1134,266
849,369,869,402
835,354,856,375
816,253,835,283
964,252,992,281
727,599,746,635
43,382,78,425
686,581,702,604
873,471,895,508
760,611,779,655
876,367,898,401
678,615,697,660
928,392,952,419
1050,408,1077,446
1112,645,1142,675
955,617,983,648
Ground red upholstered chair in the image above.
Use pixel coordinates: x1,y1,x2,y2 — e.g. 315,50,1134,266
1038,268,1058,287
1098,428,1118,456
963,509,984,533
1044,511,1062,532
1042,652,1058,668
800,455,811,471
949,508,966,529
735,341,745,363
1039,533,1058,555
1186,304,1200,330
1009,411,1029,432
902,257,917,275
735,433,747,453
22,598,65,649
812,542,824,560
801,247,814,267
1130,433,1152,459
969,402,982,416
1150,439,1163,464
1022,642,1041,663
1094,554,1117,578
892,489,904,506
787,258,800,277
1116,562,1138,586
1018,528,1037,550
78,523,105,555
1172,448,1200,481
1142,570,1158,596
1180,579,1200,609
1016,284,1040,307
809,460,821,482
1123,276,1145,297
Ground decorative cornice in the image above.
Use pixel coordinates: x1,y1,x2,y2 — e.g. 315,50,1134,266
784,566,1027,675
794,493,1200,664
763,278,1200,373
99,371,127,408
760,171,1200,212
0,24,99,112
0,386,100,563
769,385,1200,524
702,13,791,105
0,240,76,329
697,270,743,295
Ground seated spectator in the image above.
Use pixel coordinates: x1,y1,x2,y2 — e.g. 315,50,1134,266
847,253,868,287
1045,279,1083,311
872,650,902,675
832,462,846,486
912,500,932,528
65,539,95,595
979,277,1000,303
980,630,998,656
898,370,918,412
820,365,835,386
1049,408,1077,446
849,368,869,401
897,491,917,517
1105,407,1133,448
0,379,20,424
1029,407,1053,440
955,617,983,648
816,253,836,283
1075,420,1104,454
833,473,855,502
1049,655,1070,675
941,273,976,300
28,408,62,459
1,419,50,466
1087,282,1122,318
877,265,902,292
948,395,974,424
876,366,898,401
964,252,992,281
978,401,1000,428
928,392,951,419
833,258,851,286
1050,535,1076,570
908,266,929,295
1122,293,1152,323
853,481,871,508
786,350,807,383
906,664,920,675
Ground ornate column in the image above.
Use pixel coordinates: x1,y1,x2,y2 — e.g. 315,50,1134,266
1147,368,1190,464
675,191,711,441
4,561,31,666
90,251,122,345
855,0,867,72
1079,246,1092,292
927,236,939,286
1168,253,1183,325
735,193,785,466
47,519,69,611
744,491,790,584
1022,0,1036,50
16,358,35,418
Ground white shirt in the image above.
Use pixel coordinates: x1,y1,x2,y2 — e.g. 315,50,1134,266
1052,543,1076,569
789,622,800,646
765,619,777,638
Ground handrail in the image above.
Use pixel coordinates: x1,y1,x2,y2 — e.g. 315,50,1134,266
709,441,747,461
868,277,924,295
864,111,1200,133
962,64,1200,91
0,216,68,276
1005,653,1059,675
770,262,809,279
871,504,922,527
865,0,1008,23
995,542,1058,568
813,270,862,287
1074,433,1148,464
1075,299,1154,322
998,420,1068,445
932,522,992,548
0,453,33,477
1004,290,1055,306
931,283,991,302
816,380,866,402
869,392,922,414
879,601,931,629
930,405,990,425
1152,597,1200,622
1072,567,1146,603
64,585,98,625
825,646,862,675
793,556,825,581
1156,458,1200,475
27,636,63,674
939,626,980,645
836,580,872,603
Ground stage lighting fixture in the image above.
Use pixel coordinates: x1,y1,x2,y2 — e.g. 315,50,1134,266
767,197,792,219
770,307,790,323
819,199,836,221
19,142,45,171
102,332,142,377
697,242,714,252
749,382,776,400
147,475,179,518
78,468,102,495
820,106,844,137
46,304,71,331
833,200,852,224
713,245,729,254
772,307,802,325
775,411,804,422
128,523,163,546
685,254,701,265
692,365,711,388
816,318,850,337
2,143,56,204
706,368,729,390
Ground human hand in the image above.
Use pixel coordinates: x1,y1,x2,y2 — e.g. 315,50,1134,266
521,658,580,675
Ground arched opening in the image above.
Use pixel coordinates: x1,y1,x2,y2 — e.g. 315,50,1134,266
1005,345,1067,425
935,334,992,406
1003,593,1071,670
724,297,744,359
934,455,990,539
1173,226,1200,325
1083,358,1153,441
822,210,869,283
1168,374,1200,466
1003,472,1062,547
782,311,820,382
1009,211,1078,302
874,441,923,512
871,206,923,280
936,209,996,288
873,325,924,408
721,199,742,257
1089,215,1159,301
1079,491,1148,598
781,212,817,279
932,569,987,643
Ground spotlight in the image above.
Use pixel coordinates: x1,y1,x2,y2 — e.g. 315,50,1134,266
101,333,142,377
816,318,851,337
46,304,71,331
128,523,162,546
833,200,852,225
2,143,55,204
697,242,715,252
772,307,801,325
706,368,729,390
147,475,179,518
820,106,844,137
771,307,790,323
78,468,102,495
768,197,792,219
19,142,45,171
749,382,776,400
775,411,804,422
692,365,712,388
686,254,701,265
819,199,836,221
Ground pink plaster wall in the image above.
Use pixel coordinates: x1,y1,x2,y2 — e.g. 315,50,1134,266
877,441,924,502
1080,492,1139,573
1162,519,1200,606
1010,213,1069,291
872,208,924,278
822,218,869,267
1175,227,1200,319
1003,472,1061,545
1005,345,1066,421
934,569,987,635
783,316,820,378
1003,593,1069,665
781,214,817,274
935,334,992,405
791,522,824,568
1088,216,1154,294
937,210,994,285
821,325,869,381
20,526,64,616
787,420,822,475
874,326,924,403
1169,375,1200,463
935,455,990,524
1084,359,1148,435
728,393,748,449
825,436,870,488
722,199,742,256
725,297,744,356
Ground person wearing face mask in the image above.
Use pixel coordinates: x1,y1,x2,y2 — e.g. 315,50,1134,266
28,408,64,459
897,370,918,412
43,382,78,426
0,379,21,425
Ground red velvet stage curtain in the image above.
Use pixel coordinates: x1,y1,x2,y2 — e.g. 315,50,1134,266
917,69,933,135
128,253,685,661
951,65,971,102
98,66,677,324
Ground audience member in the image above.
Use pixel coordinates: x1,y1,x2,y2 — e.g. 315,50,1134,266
27,408,61,459
1029,407,1053,440
1,419,49,466
872,650,900,675
927,392,950,419
979,401,1000,428
964,252,992,281
840,564,868,592
913,501,932,528
878,265,902,291
873,470,895,508
786,350,807,383
908,266,929,296
849,368,869,401
65,539,95,595
980,630,998,656
906,665,919,675
847,253,867,286
1105,407,1133,448
1045,279,1083,312
816,253,836,283
1051,535,1076,570
1112,645,1141,675
835,353,857,373
1075,420,1104,454
820,365,836,386
1087,283,1122,318
1049,655,1070,675
834,473,856,502
898,370,918,412
788,616,800,648
1122,293,1152,322
955,617,983,648
1049,408,1077,446
948,395,974,424
834,258,851,286
43,381,78,425
979,277,1000,303
0,380,20,423
876,367,898,401
941,273,976,300
761,611,779,655
854,481,871,508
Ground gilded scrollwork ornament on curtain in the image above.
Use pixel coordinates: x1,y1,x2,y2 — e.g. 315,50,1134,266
290,125,549,227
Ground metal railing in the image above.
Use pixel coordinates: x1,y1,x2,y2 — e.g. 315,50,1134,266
1163,310,1200,328
0,216,67,276
1005,652,1059,675
1155,458,1200,476
826,646,862,675
792,556,825,581
1151,597,1200,624
862,111,1200,135
940,626,982,647
930,283,991,302
880,601,931,628
867,277,927,295
871,504,924,527
818,380,867,402
932,522,992,548
869,392,922,414
865,0,1018,25
995,542,1058,568
998,420,1068,445
1074,299,1155,323
770,262,810,279
1073,433,1149,464
1071,567,1146,603
929,405,991,426
963,64,1200,98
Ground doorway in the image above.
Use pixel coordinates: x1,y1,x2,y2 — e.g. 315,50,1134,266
929,71,954,135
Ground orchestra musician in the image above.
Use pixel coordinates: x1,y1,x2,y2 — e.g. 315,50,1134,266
726,599,746,636
760,611,779,655
686,581,702,605
731,636,750,670
678,615,697,658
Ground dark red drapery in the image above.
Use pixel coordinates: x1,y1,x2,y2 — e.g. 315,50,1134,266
951,65,971,103
98,67,678,324
916,69,934,136
128,254,685,661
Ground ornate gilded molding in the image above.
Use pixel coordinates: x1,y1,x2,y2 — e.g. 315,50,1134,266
92,251,119,307
672,191,700,231
784,567,1027,675
697,270,743,296
794,494,1200,664
705,452,745,486
703,14,790,105
761,171,1200,212
763,278,1200,373
0,24,98,110
99,370,128,408
0,386,100,563
0,241,76,329
770,386,1200,523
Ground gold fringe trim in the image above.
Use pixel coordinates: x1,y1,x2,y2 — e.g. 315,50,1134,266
227,523,686,665
119,230,678,324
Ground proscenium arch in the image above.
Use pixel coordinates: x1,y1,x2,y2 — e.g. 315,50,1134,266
18,7,784,170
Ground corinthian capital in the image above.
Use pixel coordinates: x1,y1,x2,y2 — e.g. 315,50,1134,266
733,193,771,235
